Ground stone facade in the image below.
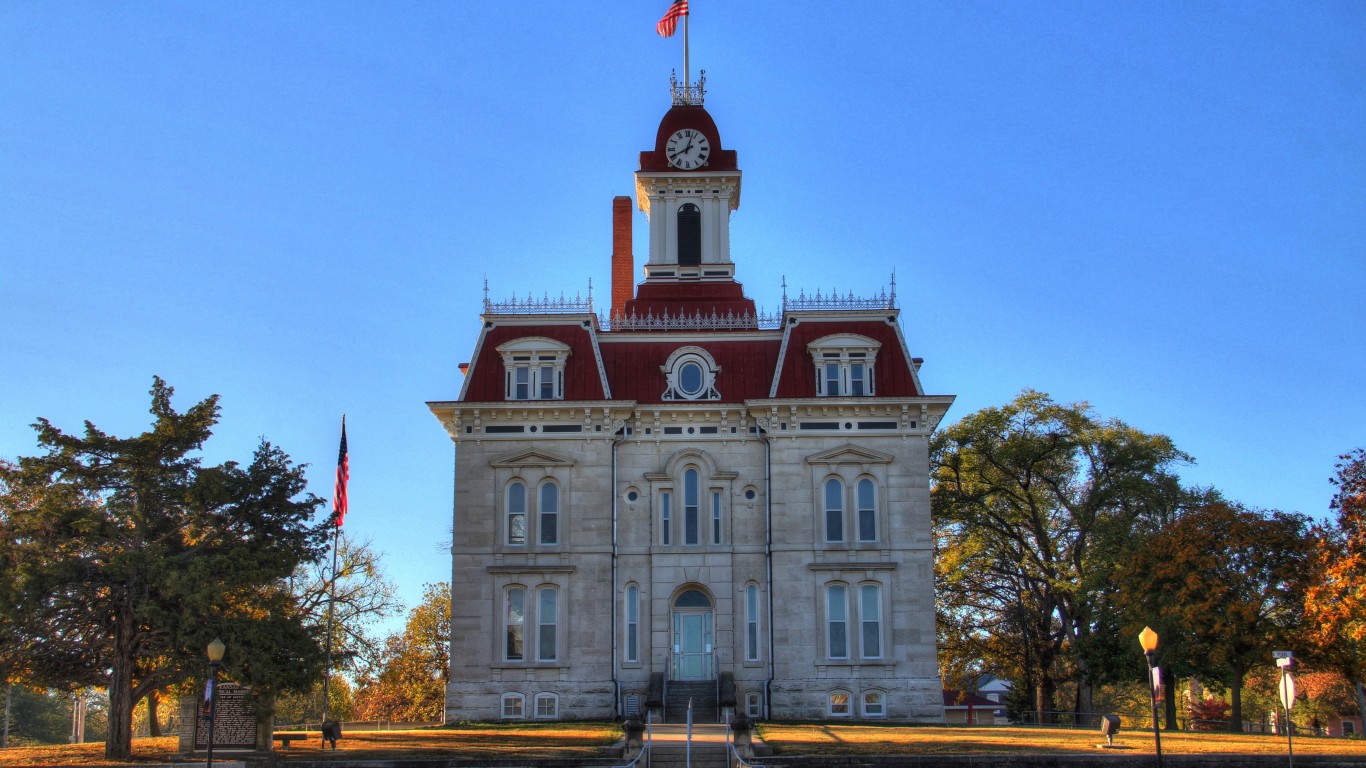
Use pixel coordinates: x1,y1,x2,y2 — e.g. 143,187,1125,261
429,79,951,723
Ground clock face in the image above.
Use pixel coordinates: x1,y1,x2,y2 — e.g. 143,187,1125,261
666,128,710,170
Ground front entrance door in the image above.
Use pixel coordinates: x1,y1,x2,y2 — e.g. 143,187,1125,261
670,589,714,680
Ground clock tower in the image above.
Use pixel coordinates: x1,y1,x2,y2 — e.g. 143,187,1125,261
624,73,755,321
635,74,741,278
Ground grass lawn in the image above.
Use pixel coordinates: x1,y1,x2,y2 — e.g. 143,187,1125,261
0,723,621,767
8,723,1366,767
757,723,1366,757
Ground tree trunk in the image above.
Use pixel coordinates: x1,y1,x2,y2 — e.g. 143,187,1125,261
1229,664,1245,734
1162,666,1178,730
105,608,136,759
147,690,161,738
1036,678,1055,724
1356,680,1365,730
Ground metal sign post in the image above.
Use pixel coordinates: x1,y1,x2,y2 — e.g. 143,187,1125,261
1276,652,1295,768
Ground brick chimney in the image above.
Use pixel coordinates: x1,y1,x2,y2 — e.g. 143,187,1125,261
611,196,633,319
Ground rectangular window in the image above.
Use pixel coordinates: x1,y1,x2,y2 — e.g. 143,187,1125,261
626,586,639,663
711,491,722,544
539,366,555,399
849,363,865,396
514,367,531,399
661,491,671,545
538,588,558,661
860,584,882,659
502,694,524,718
824,363,841,396
539,483,559,545
827,585,848,659
825,479,844,543
505,588,525,661
746,692,762,718
746,584,760,661
534,694,558,719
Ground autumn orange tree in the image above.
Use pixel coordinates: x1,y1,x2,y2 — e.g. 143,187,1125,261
352,582,450,723
1114,500,1312,731
1303,448,1366,725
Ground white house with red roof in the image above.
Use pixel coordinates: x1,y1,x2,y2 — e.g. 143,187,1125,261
428,72,954,723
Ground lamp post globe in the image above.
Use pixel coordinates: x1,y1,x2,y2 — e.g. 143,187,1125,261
204,639,225,768
1138,626,1163,768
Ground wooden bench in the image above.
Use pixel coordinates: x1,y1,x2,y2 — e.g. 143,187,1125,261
272,732,307,749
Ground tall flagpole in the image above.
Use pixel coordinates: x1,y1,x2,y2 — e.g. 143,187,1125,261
683,8,689,100
321,415,347,727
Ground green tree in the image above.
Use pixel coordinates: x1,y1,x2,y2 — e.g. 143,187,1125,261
0,378,330,758
1115,500,1311,730
932,390,1190,721
352,583,450,723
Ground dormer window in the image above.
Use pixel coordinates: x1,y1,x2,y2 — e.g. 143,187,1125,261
497,337,570,401
808,334,879,397
662,346,720,401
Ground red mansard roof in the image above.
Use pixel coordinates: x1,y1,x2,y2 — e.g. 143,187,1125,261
598,336,782,404
622,280,757,321
771,318,922,399
461,321,606,403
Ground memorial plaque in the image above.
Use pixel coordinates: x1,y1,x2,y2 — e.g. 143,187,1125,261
193,683,259,752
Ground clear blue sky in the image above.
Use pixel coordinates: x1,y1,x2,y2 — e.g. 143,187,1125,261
3,2,1363,628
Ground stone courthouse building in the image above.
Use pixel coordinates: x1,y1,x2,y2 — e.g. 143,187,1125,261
428,73,953,723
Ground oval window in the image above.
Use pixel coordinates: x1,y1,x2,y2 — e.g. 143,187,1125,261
679,361,704,395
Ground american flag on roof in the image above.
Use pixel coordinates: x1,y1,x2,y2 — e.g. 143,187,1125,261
656,0,688,38
333,416,348,526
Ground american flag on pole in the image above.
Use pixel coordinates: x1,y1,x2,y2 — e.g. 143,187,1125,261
656,0,688,38
333,416,348,526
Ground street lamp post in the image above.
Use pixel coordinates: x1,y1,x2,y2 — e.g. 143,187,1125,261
1139,626,1164,768
204,639,225,768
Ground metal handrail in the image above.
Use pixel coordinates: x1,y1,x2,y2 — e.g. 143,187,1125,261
611,711,652,768
725,713,771,768
686,698,693,768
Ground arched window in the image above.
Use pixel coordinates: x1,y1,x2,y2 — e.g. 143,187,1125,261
684,468,700,545
677,203,701,265
826,584,848,659
857,478,877,542
534,692,559,719
507,482,527,545
824,478,845,543
537,587,558,661
860,583,883,659
505,587,526,661
861,691,886,717
539,482,559,545
501,692,525,719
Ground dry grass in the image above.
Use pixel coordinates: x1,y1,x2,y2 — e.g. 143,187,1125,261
0,724,621,767
756,723,1366,757
8,723,1366,766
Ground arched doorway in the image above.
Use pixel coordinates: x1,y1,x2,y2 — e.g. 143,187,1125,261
671,589,714,681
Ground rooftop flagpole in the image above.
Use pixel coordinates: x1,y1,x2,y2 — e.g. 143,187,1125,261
683,5,689,100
